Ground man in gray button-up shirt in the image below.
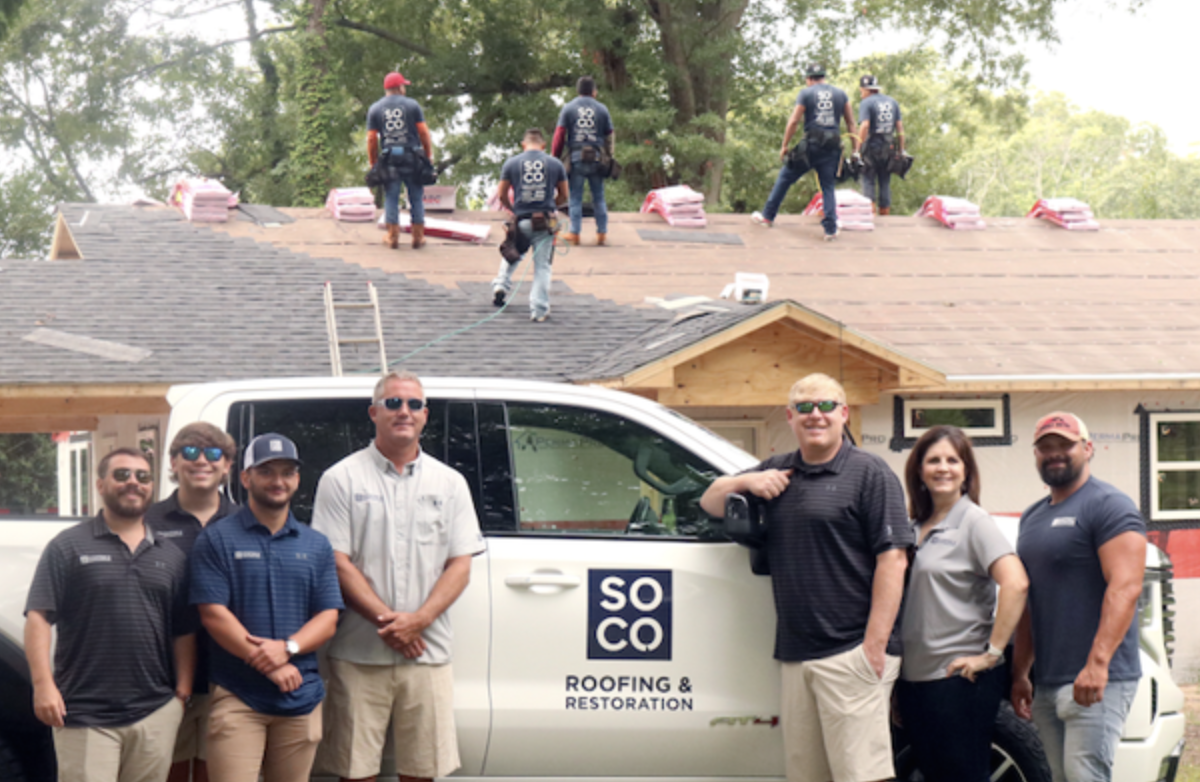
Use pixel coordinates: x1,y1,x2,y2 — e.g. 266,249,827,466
312,370,485,782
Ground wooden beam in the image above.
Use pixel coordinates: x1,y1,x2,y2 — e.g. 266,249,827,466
0,396,169,416
49,212,83,260
0,383,171,400
0,415,99,433
908,378,1200,393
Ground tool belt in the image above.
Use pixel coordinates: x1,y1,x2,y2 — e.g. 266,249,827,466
806,127,842,151
499,217,529,263
579,146,599,163
528,210,558,233
863,134,894,170
379,146,438,185
787,139,809,169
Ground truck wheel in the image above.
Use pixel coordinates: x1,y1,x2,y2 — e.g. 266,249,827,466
893,702,1051,782
0,732,31,782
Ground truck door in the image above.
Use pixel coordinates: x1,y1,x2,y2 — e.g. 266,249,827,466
478,400,783,777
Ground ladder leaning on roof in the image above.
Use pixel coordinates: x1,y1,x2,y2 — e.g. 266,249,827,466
323,281,388,376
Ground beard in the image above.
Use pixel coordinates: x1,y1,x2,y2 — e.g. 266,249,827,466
248,484,293,511
102,486,151,519
1039,457,1082,488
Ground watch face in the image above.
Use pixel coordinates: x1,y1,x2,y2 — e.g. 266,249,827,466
286,640,300,655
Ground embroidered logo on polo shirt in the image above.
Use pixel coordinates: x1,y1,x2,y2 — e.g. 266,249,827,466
354,493,384,503
79,554,112,564
420,495,443,510
295,552,309,560
235,550,262,560
157,530,183,538
1052,517,1077,528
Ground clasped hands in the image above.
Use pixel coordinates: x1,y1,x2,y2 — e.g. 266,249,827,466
245,635,301,694
376,610,428,659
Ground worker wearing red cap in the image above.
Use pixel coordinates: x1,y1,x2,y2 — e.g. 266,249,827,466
367,72,434,250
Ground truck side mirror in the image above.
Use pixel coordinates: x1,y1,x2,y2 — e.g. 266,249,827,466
724,493,767,547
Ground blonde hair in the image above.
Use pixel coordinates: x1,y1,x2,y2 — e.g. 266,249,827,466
788,373,846,405
373,370,424,403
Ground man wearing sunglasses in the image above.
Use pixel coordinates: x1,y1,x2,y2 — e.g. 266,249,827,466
313,370,485,782
700,373,911,782
25,447,196,782
146,423,238,782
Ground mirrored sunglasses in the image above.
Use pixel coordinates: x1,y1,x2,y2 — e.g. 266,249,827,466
111,468,153,484
180,445,226,462
793,400,841,415
380,397,425,412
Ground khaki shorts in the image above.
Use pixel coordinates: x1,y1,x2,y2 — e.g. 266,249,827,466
206,685,322,782
54,696,184,782
781,644,901,782
320,658,460,779
171,693,211,763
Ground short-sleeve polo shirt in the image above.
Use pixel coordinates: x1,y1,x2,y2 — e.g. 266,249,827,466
25,515,193,728
312,444,486,666
190,507,343,716
899,496,1013,681
753,442,913,662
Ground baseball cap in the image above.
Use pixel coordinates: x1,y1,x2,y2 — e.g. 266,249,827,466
243,433,302,471
860,74,881,91
383,72,411,89
1032,412,1090,444
804,63,826,78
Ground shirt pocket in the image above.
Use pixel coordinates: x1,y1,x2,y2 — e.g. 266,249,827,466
415,498,448,545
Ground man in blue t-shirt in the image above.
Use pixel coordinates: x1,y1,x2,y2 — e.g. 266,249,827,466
491,128,569,323
856,75,905,216
191,434,343,782
752,63,858,240
367,71,433,250
1012,412,1146,782
551,76,614,246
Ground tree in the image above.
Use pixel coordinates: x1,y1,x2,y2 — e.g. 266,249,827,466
0,433,57,513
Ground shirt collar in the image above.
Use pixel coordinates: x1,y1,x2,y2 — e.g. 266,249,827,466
237,505,301,537
917,494,975,538
368,441,422,477
160,489,235,524
93,512,156,545
787,437,853,475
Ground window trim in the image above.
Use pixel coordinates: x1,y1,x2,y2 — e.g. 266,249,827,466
700,420,768,459
1144,409,1200,522
889,394,1012,452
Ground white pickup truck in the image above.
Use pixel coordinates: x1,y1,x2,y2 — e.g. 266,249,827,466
0,377,1186,781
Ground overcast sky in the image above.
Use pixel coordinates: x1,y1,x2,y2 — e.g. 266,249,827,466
849,0,1198,155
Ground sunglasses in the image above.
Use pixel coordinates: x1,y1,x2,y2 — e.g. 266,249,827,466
180,445,226,462
379,397,426,412
793,400,842,415
111,468,153,485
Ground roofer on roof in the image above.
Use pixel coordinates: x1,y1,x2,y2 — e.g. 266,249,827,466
856,74,906,216
552,76,615,247
367,72,434,251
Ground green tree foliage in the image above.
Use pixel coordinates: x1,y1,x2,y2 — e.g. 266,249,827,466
0,433,57,513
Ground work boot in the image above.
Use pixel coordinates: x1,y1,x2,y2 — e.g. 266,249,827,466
564,232,580,246
383,224,400,249
596,233,607,246
880,206,891,216
411,224,426,249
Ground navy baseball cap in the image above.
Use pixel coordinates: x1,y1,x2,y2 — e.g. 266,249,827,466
860,74,881,90
805,63,826,78
243,433,302,470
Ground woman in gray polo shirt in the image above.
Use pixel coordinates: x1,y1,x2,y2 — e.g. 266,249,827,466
896,425,1029,782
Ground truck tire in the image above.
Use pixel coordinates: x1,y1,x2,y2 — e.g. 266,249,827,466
894,702,1052,782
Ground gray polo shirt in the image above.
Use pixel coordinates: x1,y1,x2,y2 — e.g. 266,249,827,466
312,443,485,665
899,496,1013,681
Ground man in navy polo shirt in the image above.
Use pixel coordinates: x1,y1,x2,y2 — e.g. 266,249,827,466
190,434,342,782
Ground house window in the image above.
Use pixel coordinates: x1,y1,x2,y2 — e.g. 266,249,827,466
1148,412,1200,522
890,395,1011,451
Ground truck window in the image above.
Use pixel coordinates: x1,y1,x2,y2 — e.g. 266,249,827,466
501,402,723,539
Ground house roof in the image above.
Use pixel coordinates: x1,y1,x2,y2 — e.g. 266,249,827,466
206,206,1200,383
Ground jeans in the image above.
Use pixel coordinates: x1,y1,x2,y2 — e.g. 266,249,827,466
896,668,1004,782
384,176,424,226
1032,679,1137,782
862,165,892,208
568,162,607,234
761,144,840,234
491,219,555,317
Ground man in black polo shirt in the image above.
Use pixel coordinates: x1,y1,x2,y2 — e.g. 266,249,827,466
701,373,911,782
25,447,195,782
145,422,238,782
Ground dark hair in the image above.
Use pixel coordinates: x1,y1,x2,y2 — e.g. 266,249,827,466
577,76,596,96
98,447,150,479
904,425,980,522
523,127,545,144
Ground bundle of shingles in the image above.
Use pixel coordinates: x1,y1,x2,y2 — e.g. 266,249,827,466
376,213,491,242
640,185,707,228
918,196,986,230
802,189,874,231
170,178,236,222
1026,197,1099,230
326,188,377,222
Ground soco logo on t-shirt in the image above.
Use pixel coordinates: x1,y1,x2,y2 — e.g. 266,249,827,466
385,107,406,136
588,569,672,661
814,89,835,126
520,159,547,203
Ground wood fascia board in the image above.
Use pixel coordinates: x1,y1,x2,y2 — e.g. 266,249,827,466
903,378,1200,393
0,384,171,417
49,212,83,260
0,416,100,433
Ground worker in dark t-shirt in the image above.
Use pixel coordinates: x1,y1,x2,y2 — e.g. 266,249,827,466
701,373,911,782
367,71,433,250
26,447,195,782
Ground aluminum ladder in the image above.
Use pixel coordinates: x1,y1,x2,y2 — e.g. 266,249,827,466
323,281,387,376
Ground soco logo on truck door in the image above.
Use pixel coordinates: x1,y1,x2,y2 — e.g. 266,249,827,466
588,570,672,660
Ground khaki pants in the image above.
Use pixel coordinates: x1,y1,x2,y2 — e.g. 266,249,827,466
781,644,901,782
171,693,211,763
206,685,322,782
54,697,184,782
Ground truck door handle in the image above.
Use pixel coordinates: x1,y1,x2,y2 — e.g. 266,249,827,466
505,573,581,588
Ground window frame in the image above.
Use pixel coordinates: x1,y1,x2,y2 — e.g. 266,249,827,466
889,394,1012,451
1145,410,1200,522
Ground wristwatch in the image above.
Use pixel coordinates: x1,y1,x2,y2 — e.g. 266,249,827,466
986,643,1005,664
285,638,300,657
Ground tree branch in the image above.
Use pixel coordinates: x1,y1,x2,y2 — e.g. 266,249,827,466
330,17,435,58
120,25,299,83
425,74,575,97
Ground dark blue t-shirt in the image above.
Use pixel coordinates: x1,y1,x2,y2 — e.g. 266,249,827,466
1017,476,1145,687
859,93,901,137
190,508,343,716
556,96,613,162
500,149,567,216
367,94,425,150
797,83,848,134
